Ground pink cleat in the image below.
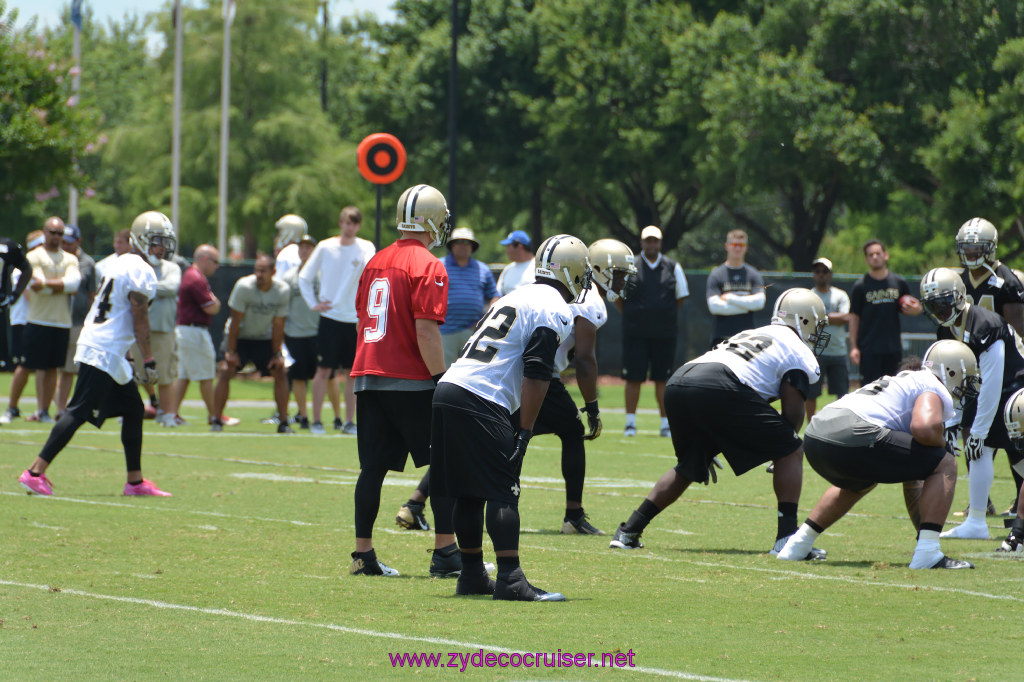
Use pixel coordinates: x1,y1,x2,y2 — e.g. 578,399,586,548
19,470,54,495
124,479,172,497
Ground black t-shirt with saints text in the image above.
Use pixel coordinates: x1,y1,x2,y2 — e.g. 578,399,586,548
850,272,910,355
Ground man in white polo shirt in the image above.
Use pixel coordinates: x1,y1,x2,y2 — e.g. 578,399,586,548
298,205,375,434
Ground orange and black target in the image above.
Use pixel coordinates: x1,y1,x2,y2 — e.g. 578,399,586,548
357,133,407,185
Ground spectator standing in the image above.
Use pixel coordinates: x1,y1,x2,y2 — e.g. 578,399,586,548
495,230,535,296
17,211,172,497
1,231,43,424
280,235,320,428
849,239,922,384
94,229,131,281
439,227,499,367
55,225,97,416
299,206,375,435
211,254,292,434
706,229,765,348
805,257,851,422
166,245,221,425
619,225,689,438
129,231,181,427
24,217,81,423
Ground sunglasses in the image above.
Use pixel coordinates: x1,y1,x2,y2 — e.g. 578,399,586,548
46,229,65,235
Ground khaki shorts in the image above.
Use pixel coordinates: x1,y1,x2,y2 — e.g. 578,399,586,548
62,324,84,373
175,325,216,381
441,328,473,368
131,330,178,386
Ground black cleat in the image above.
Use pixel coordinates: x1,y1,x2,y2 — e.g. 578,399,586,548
561,511,605,535
930,555,974,569
349,550,399,576
277,423,294,434
609,523,644,549
493,567,565,602
429,547,462,578
455,563,495,596
997,532,1024,553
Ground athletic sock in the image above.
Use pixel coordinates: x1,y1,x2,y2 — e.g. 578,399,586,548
777,502,799,539
909,529,943,569
496,556,520,579
967,448,995,514
623,499,661,534
660,417,669,430
565,507,585,523
625,413,637,428
776,522,820,559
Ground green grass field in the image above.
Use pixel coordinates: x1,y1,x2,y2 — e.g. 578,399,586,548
2,374,1023,680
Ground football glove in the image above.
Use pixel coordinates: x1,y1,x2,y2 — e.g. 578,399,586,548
704,456,724,485
138,358,159,385
580,401,602,440
945,426,961,457
964,434,985,462
509,428,533,465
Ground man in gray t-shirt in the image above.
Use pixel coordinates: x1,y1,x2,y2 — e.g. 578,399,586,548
806,257,851,423
211,254,292,433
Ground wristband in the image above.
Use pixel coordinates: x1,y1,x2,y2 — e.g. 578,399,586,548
583,400,599,417
143,357,156,365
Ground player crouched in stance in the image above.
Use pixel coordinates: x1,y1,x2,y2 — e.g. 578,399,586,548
432,234,591,601
610,289,828,555
19,211,174,497
526,238,638,535
779,342,979,568
997,390,1024,552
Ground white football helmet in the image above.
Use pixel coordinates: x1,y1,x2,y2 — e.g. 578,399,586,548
1004,388,1024,451
275,214,308,251
923,340,980,409
130,211,176,267
920,267,967,328
396,184,451,249
771,288,830,356
535,234,593,303
955,217,998,268
588,239,638,300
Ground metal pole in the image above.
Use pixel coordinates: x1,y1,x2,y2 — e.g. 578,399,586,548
375,185,382,250
69,17,81,225
320,0,328,112
171,0,183,230
217,0,233,256
447,0,457,223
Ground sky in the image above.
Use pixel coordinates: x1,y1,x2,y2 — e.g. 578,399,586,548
5,0,396,29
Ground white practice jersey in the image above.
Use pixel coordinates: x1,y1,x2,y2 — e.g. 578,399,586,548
76,253,157,384
690,324,820,401
441,282,573,413
275,243,301,277
820,369,955,433
553,288,608,376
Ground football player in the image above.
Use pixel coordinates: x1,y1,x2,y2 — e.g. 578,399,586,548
610,288,828,556
0,235,31,314
779,342,979,568
348,184,453,578
955,217,1024,516
18,211,173,497
431,234,590,601
920,267,1024,539
997,388,1024,552
273,214,307,276
523,238,637,535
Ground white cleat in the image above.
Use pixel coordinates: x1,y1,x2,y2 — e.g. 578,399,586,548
939,519,989,540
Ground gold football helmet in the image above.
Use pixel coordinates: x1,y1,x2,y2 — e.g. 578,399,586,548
1004,387,1024,451
130,211,176,266
920,267,967,328
956,217,998,268
588,239,638,300
535,234,593,303
923,339,980,409
396,184,451,249
771,288,830,356
275,214,308,251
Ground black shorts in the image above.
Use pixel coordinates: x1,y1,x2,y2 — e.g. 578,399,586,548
66,363,144,428
221,338,276,375
665,362,802,483
431,383,522,505
356,388,433,472
859,352,901,385
806,355,850,400
961,379,1024,453
804,431,947,491
520,378,584,440
317,318,357,370
285,335,318,382
621,335,676,382
9,324,26,366
24,323,70,370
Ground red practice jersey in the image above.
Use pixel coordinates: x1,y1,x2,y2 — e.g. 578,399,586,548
351,238,448,380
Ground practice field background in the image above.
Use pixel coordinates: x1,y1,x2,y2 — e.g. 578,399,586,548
2,375,1023,680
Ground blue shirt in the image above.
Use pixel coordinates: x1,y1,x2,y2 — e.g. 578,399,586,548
440,253,498,333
